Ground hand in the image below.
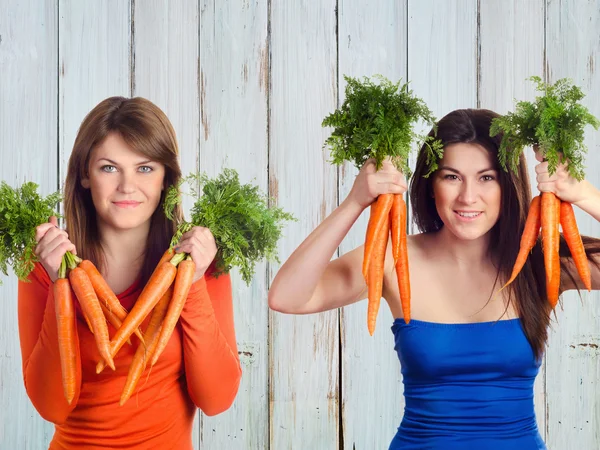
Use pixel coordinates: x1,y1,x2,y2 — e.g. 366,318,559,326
347,157,408,209
175,226,218,283
534,149,590,204
34,216,77,283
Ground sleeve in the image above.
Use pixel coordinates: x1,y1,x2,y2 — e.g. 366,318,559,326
17,263,82,424
178,272,242,416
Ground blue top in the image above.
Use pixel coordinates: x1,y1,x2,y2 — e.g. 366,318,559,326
389,318,547,449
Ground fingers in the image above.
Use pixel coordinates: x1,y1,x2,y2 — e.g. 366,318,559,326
175,227,216,255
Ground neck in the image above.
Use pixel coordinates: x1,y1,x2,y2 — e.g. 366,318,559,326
97,223,149,272
431,226,494,269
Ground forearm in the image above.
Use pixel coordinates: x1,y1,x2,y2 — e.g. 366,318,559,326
179,276,241,416
574,180,600,223
268,197,365,312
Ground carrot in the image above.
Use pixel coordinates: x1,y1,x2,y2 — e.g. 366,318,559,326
362,194,394,282
367,214,390,335
395,196,411,324
79,259,144,344
54,277,79,404
69,266,115,370
96,259,178,374
560,201,592,291
541,192,561,307
550,194,562,307
120,286,173,406
150,258,196,367
389,194,403,262
500,196,542,292
82,310,94,335
99,301,132,346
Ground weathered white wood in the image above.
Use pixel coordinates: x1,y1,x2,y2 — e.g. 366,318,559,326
196,1,270,449
545,1,600,448
407,0,478,235
132,0,201,446
1,1,599,449
479,0,547,439
0,1,58,448
58,0,131,186
337,1,407,448
269,1,339,448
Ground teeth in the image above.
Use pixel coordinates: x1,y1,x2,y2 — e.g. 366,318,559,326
458,212,480,218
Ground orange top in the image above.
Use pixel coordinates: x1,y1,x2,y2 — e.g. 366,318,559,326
18,263,242,450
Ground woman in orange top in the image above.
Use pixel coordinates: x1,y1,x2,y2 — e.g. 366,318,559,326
18,97,242,449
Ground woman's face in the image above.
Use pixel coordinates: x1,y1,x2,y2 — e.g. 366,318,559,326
431,143,501,241
82,132,166,234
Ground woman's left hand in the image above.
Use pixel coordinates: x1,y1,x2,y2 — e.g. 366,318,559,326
175,226,218,283
534,149,591,205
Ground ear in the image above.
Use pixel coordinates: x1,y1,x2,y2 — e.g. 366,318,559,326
81,177,90,189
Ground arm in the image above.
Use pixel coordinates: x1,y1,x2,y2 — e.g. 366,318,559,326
17,263,82,424
268,159,406,314
179,273,241,416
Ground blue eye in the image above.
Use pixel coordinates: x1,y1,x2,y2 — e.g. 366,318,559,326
139,166,153,173
101,165,117,173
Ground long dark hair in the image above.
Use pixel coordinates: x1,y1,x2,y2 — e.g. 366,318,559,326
410,108,600,360
63,96,183,286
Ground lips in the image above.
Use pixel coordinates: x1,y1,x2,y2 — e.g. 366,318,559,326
113,200,141,208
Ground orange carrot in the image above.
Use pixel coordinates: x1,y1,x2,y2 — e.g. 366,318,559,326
54,277,79,404
363,194,394,282
69,267,115,370
120,286,173,406
96,260,178,374
395,196,411,324
389,195,403,262
541,193,561,307
367,214,390,335
99,301,131,346
79,259,144,344
150,259,196,367
82,310,94,335
501,195,542,291
550,195,562,307
560,201,592,291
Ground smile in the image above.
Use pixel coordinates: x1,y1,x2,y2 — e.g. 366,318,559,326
454,211,482,220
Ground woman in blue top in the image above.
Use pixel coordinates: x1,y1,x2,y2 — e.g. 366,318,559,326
268,108,600,449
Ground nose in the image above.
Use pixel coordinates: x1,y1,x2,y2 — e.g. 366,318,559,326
117,171,136,194
458,179,477,204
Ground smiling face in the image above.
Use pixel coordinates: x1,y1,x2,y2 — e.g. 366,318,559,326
81,132,166,234
431,142,501,241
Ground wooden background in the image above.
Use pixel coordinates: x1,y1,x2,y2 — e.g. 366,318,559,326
1,1,599,448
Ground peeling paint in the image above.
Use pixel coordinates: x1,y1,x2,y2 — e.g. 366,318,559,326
259,42,268,92
200,70,209,140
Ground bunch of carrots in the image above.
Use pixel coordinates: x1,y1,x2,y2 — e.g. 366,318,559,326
491,76,600,306
322,75,441,334
1,169,293,405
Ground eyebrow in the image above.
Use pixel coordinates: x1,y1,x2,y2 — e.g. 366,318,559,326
97,158,154,165
438,166,497,175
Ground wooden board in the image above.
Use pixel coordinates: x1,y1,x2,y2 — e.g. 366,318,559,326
337,1,408,448
269,1,340,448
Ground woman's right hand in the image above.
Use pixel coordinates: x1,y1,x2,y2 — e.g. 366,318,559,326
34,216,77,282
347,158,408,209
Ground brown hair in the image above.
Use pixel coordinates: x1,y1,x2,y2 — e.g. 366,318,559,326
410,108,600,360
63,96,183,285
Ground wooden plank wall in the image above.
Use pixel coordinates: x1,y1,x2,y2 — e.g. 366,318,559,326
0,1,598,448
